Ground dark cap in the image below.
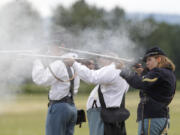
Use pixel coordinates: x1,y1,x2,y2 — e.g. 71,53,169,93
143,47,166,62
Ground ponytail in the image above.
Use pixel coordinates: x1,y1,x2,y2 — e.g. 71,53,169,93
155,55,175,71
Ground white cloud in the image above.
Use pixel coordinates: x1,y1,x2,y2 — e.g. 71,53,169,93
86,0,180,14
0,0,13,6
26,0,77,17
117,0,180,14
0,0,180,17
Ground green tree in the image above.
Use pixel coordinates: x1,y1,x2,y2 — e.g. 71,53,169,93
53,0,106,30
105,6,126,29
130,17,180,78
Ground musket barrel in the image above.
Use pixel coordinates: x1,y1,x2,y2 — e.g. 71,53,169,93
0,50,37,53
18,53,87,60
59,46,133,63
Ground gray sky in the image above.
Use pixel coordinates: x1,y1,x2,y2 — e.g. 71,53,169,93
0,0,180,17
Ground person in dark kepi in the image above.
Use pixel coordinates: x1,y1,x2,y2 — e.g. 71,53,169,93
120,47,176,135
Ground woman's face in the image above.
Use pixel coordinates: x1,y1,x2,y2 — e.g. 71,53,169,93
146,56,158,70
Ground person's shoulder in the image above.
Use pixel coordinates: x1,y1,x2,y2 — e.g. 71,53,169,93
151,68,160,72
148,68,161,74
150,67,168,73
154,67,173,73
50,60,65,68
100,63,116,71
145,68,162,78
152,68,175,78
160,68,175,77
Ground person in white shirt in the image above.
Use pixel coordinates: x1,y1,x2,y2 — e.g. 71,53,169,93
32,53,80,135
64,57,129,135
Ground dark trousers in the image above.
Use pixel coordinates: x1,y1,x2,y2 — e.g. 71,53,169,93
104,121,127,135
138,118,168,135
46,102,77,135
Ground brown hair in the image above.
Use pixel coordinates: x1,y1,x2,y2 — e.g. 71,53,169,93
154,55,176,71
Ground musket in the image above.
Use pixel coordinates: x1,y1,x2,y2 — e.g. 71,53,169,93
0,50,37,54
18,53,89,62
0,50,90,63
59,46,134,63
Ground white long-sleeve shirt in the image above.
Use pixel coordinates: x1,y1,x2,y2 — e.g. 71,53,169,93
72,62,129,110
32,59,80,100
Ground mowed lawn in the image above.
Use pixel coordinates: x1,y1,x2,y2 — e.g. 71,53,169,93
0,91,179,135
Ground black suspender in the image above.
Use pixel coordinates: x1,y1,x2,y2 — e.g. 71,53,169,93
65,64,74,99
121,91,126,108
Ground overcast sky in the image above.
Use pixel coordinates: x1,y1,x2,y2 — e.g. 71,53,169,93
0,0,180,17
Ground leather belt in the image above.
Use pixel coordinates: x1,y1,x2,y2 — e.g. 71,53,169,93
48,96,74,107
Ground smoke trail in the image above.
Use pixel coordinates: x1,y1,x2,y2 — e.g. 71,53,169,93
0,0,46,106
50,22,145,60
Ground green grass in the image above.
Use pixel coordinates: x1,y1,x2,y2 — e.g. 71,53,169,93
0,91,180,135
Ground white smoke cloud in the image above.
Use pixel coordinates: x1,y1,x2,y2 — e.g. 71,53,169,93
0,1,46,104
0,0,155,111
78,28,137,58
50,24,144,60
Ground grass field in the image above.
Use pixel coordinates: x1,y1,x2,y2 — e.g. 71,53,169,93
0,91,179,135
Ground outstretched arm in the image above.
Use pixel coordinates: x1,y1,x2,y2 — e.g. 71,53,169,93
120,68,160,90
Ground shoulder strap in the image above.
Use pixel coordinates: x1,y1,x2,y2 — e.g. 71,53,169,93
98,85,106,108
98,85,126,108
48,65,76,82
48,64,74,99
120,93,126,108
48,65,64,82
